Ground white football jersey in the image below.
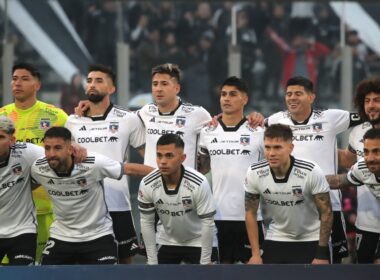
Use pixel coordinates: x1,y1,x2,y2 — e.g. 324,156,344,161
199,118,264,221
0,143,43,238
347,159,380,201
138,166,217,247
348,122,380,233
266,109,361,211
31,152,123,242
245,157,330,242
65,104,145,211
138,101,211,168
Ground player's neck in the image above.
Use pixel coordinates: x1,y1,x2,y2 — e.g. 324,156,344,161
291,108,312,123
87,99,110,117
162,169,182,189
53,157,74,176
15,97,37,110
158,99,179,114
271,159,291,178
221,113,244,126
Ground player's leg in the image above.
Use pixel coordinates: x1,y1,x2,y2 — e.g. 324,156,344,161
109,211,139,264
374,238,380,264
215,221,235,263
80,235,118,265
157,245,183,264
182,246,219,264
240,220,265,263
35,213,54,263
40,238,75,265
356,228,380,263
7,233,37,265
331,211,349,263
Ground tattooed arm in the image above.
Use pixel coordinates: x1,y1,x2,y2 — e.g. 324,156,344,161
245,192,262,264
325,174,353,189
197,153,211,175
312,192,333,264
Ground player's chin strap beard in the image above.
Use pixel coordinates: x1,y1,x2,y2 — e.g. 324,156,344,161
87,93,106,103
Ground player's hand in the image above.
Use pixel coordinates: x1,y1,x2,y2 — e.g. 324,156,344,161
72,143,87,163
246,111,265,128
247,255,263,264
311,258,329,265
74,100,90,117
207,114,222,127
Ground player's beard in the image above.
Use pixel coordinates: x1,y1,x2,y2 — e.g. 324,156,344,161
87,89,106,103
369,116,380,126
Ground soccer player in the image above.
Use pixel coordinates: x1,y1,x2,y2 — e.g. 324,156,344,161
0,63,68,263
31,127,150,265
65,64,151,264
198,76,265,263
245,124,333,264
265,76,362,263
336,78,380,263
0,117,44,265
326,127,380,264
138,134,218,264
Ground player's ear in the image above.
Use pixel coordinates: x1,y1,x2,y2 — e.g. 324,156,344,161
181,153,186,163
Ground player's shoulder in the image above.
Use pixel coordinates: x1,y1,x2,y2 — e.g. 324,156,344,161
140,103,158,115
293,157,316,172
249,159,269,171
110,105,135,119
38,101,67,115
142,169,161,186
313,108,347,118
183,166,206,187
0,103,15,113
267,110,290,123
351,122,371,134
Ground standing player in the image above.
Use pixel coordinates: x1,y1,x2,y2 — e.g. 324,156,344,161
0,117,44,265
32,127,150,265
198,77,265,263
138,134,218,264
265,76,362,262
0,63,68,262
245,124,333,264
65,64,151,264
338,77,380,263
326,127,380,264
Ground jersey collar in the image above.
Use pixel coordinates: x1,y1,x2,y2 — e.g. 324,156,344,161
218,117,247,131
85,103,114,121
269,156,295,183
161,165,185,195
158,100,182,116
290,110,313,125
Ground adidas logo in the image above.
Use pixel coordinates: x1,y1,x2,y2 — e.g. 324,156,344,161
156,199,164,205
149,117,155,122
339,246,347,253
47,179,55,185
211,138,218,143
130,243,139,250
263,188,271,194
79,126,86,131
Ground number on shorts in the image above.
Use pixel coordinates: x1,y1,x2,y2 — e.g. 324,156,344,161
42,240,55,255
356,233,363,250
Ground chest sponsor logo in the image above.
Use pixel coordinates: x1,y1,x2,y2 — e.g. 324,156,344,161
47,189,89,197
76,136,118,143
292,135,324,141
209,149,247,156
147,129,175,136
1,177,25,190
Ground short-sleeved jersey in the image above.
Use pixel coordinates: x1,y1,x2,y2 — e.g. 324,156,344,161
347,159,380,201
348,122,380,233
0,143,44,238
199,118,264,221
245,156,330,242
0,101,68,215
266,109,361,211
138,166,217,247
31,152,123,242
138,101,211,168
65,104,145,211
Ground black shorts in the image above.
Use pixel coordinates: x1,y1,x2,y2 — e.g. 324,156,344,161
356,228,380,263
375,237,380,260
110,211,139,258
262,240,320,264
40,234,117,265
215,220,264,263
0,233,36,265
157,245,219,264
331,211,349,261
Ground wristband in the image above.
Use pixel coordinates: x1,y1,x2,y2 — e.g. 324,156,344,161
315,245,329,260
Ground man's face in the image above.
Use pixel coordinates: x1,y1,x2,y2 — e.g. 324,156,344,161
220,85,248,115
86,71,115,103
0,130,15,160
364,92,380,125
264,137,294,169
285,85,315,118
44,137,73,171
11,69,41,102
363,138,380,175
156,143,186,176
152,73,180,108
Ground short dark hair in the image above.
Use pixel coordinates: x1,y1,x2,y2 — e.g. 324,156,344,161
354,77,380,122
12,62,41,80
88,64,116,85
264,124,293,142
221,76,249,95
152,63,181,83
43,127,72,142
363,128,380,141
286,76,314,93
156,133,184,149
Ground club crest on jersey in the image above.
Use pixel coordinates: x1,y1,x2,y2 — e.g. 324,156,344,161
240,135,250,146
40,119,51,129
12,163,22,175
292,186,303,197
109,122,119,133
176,116,186,128
312,123,323,133
182,197,193,212
76,177,87,187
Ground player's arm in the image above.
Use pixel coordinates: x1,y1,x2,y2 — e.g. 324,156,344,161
312,192,333,264
200,215,214,264
74,100,91,117
137,145,145,158
197,151,210,174
325,174,353,189
245,192,263,264
123,162,154,177
338,148,357,169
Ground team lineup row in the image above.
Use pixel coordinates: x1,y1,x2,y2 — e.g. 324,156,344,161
0,62,379,265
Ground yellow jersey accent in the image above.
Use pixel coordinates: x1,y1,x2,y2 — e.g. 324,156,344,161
0,101,68,215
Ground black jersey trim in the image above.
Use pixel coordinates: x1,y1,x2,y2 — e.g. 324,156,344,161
293,163,313,172
349,173,363,185
218,117,247,132
199,211,216,219
270,156,295,183
358,162,368,170
13,143,27,149
250,160,269,171
85,103,114,121
138,201,155,210
144,170,161,185
113,104,130,112
35,158,48,165
158,100,182,116
183,170,203,185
